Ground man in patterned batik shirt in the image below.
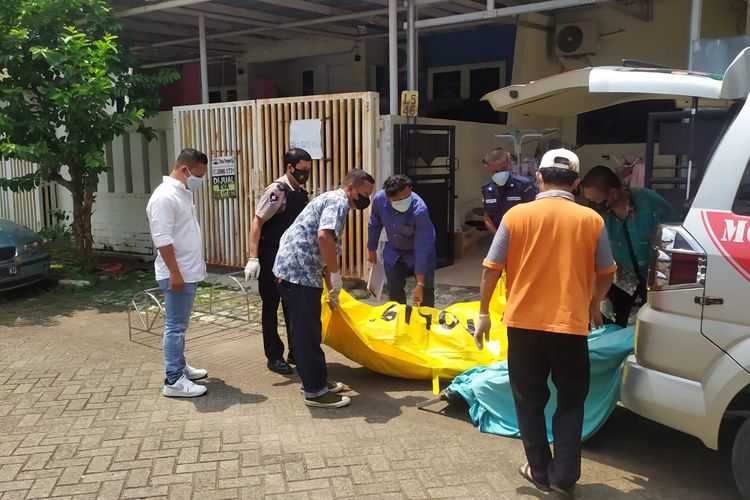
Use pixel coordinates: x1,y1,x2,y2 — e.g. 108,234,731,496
274,169,375,409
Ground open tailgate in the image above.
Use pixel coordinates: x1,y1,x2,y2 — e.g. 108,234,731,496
481,47,750,117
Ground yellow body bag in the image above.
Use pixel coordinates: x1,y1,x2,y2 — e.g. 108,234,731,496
321,278,507,382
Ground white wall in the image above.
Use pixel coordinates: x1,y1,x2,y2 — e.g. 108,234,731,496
56,192,154,255
93,193,152,254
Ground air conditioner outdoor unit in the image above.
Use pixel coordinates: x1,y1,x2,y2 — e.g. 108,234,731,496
555,21,598,56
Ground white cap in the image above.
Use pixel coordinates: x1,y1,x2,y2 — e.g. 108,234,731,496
538,148,580,173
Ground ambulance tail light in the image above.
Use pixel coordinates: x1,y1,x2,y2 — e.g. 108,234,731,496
649,224,706,290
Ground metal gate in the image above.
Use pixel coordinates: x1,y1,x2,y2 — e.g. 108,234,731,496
173,92,379,279
644,108,730,216
0,158,46,231
394,124,456,268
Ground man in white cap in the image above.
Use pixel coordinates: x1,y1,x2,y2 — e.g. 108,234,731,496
474,149,616,496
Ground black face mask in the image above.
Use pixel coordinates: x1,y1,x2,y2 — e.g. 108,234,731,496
589,200,610,213
291,167,310,185
353,192,370,210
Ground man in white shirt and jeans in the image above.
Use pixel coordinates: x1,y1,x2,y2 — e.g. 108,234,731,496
146,148,210,398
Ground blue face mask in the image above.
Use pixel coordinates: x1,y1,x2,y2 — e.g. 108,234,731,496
390,195,413,213
184,168,204,192
492,171,510,186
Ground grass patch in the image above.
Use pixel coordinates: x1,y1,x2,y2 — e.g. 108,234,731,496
0,250,156,323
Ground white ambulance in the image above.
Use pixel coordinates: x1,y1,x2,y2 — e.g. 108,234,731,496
484,48,750,498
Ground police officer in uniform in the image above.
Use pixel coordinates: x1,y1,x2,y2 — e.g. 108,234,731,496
481,147,537,234
245,148,312,375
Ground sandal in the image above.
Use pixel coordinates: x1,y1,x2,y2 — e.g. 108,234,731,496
518,463,551,492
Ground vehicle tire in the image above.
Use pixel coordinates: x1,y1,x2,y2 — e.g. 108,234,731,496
733,416,750,499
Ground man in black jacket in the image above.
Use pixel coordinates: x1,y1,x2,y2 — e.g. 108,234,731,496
244,148,312,374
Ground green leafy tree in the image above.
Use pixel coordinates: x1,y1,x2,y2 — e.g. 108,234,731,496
0,0,177,256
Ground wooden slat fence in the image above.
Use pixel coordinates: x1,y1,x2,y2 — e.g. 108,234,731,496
174,102,256,268
174,92,379,279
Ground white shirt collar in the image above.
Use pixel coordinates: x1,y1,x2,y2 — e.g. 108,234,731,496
163,176,187,190
535,190,575,201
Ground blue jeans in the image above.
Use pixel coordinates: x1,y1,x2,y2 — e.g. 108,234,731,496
383,252,436,307
158,279,198,385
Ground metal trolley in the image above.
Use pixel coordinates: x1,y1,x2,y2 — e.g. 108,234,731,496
127,272,260,342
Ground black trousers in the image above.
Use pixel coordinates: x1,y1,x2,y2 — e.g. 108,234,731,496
606,283,646,328
258,249,292,362
383,254,436,308
507,327,590,490
276,280,328,396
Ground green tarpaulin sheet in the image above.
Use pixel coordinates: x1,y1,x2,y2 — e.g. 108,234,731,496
447,325,635,441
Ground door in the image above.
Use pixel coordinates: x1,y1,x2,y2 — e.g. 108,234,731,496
688,97,750,370
395,124,456,268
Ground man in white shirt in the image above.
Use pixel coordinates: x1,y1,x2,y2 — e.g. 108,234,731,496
146,148,210,398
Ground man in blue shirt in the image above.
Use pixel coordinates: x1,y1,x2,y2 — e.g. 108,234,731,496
367,174,437,307
274,169,375,409
481,148,537,234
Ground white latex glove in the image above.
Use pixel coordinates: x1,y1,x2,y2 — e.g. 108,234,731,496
327,291,340,310
474,314,491,350
330,271,343,296
600,298,615,322
244,258,260,281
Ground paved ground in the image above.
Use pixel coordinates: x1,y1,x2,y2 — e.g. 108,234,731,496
0,285,742,499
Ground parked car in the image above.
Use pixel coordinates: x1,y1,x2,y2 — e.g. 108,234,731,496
484,48,750,498
0,217,51,292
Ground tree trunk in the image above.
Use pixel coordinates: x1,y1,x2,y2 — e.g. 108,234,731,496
71,190,95,259
54,159,97,264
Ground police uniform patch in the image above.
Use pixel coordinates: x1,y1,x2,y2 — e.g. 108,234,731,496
269,192,279,203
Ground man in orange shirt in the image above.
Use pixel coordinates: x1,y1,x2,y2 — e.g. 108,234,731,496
474,149,615,496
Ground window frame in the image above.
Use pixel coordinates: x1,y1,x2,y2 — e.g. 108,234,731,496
208,60,238,103
427,61,506,101
732,156,750,217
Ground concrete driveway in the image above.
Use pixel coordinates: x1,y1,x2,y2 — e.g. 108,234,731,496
0,293,740,499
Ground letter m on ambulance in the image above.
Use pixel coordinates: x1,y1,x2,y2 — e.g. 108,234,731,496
703,211,750,282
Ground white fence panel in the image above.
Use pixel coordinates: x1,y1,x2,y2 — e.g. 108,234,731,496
0,158,44,231
173,92,379,279
173,102,257,268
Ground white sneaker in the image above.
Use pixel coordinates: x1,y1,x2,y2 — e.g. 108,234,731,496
184,364,208,380
163,374,207,398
